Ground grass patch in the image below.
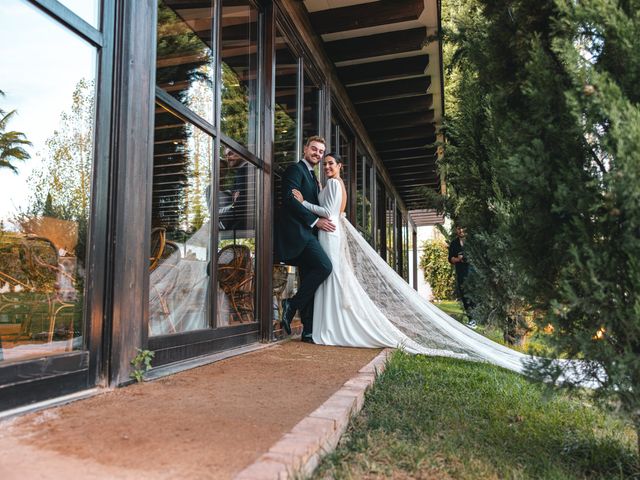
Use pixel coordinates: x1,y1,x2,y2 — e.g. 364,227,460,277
433,300,551,355
313,352,639,479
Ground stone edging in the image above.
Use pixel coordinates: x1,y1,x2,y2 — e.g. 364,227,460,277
234,348,392,480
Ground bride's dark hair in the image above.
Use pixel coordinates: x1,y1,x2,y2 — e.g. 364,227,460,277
324,152,343,164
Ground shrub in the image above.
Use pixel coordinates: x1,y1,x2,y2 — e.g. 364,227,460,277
419,240,456,301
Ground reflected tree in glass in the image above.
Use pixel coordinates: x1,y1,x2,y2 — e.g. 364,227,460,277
156,0,214,122
221,62,250,145
0,90,32,173
19,79,95,264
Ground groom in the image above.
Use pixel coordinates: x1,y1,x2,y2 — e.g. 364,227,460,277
274,136,335,343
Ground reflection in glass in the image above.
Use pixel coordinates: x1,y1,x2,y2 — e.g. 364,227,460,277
355,152,373,243
375,177,386,257
408,224,415,286
356,153,364,231
386,194,395,268
338,127,352,193
149,105,212,335
220,0,259,151
364,158,373,242
58,0,101,28
156,0,215,124
402,218,409,281
0,0,96,362
273,28,298,177
216,145,257,326
396,207,403,275
272,29,300,332
303,71,320,142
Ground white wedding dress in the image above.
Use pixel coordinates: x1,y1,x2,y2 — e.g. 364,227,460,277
302,178,602,388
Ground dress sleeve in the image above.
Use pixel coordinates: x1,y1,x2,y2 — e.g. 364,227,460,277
302,179,342,218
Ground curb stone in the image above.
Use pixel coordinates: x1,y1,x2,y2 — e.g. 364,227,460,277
234,348,392,480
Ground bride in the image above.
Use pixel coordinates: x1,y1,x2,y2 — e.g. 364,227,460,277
292,153,601,387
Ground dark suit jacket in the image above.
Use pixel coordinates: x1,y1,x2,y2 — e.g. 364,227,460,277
274,161,320,262
448,237,469,282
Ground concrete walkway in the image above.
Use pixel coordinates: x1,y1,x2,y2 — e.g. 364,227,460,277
0,341,390,479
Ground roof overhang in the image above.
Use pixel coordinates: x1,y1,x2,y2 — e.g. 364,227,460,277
304,0,444,226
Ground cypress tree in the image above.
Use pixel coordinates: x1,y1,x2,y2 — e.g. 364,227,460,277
440,0,640,449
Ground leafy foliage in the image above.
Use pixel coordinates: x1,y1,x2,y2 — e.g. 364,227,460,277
0,89,31,173
419,240,455,301
438,0,640,447
130,349,155,383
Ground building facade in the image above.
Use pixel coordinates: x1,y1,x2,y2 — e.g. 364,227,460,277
0,0,443,411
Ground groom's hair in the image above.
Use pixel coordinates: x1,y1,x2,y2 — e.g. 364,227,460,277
305,135,326,147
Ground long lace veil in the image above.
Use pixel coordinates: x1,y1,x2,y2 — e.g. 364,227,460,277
339,216,603,389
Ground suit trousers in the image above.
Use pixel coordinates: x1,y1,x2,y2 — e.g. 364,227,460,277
288,237,332,335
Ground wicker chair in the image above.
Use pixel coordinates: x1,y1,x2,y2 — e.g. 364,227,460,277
149,227,180,271
272,264,289,325
0,235,75,349
217,244,254,323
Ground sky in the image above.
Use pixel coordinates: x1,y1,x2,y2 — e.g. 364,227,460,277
0,0,98,226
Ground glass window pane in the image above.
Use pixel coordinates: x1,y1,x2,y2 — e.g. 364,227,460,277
57,0,100,29
0,0,97,363
272,30,300,333
274,28,298,176
386,194,395,267
338,128,351,193
220,0,259,152
364,159,373,242
402,218,409,281
149,105,212,335
303,71,320,142
356,152,364,230
156,0,215,124
375,176,385,257
216,145,257,326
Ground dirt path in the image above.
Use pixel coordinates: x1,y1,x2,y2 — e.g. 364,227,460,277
0,341,381,479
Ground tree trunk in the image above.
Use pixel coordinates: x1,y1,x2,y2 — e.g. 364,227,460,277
503,314,531,346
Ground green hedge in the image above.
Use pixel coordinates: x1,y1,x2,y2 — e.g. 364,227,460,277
419,240,456,301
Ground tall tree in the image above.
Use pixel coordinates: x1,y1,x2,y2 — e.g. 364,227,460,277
0,89,32,173
440,0,640,450
23,78,95,259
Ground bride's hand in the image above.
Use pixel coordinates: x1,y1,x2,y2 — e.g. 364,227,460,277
292,189,304,203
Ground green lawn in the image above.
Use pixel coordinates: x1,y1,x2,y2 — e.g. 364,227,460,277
313,352,639,479
432,300,550,354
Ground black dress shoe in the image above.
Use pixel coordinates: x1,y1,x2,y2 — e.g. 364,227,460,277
280,299,295,335
301,334,315,344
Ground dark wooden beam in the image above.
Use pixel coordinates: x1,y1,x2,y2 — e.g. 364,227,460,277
373,125,436,143
349,77,431,104
394,177,439,184
338,55,429,86
381,146,437,160
375,133,436,149
386,163,437,172
385,159,436,168
309,0,424,35
324,27,426,63
376,138,434,152
388,172,437,182
357,94,432,118
365,111,434,132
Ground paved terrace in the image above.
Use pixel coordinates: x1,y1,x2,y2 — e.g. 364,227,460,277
0,341,389,479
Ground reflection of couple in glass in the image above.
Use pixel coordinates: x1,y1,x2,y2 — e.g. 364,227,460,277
215,147,249,232
274,136,594,386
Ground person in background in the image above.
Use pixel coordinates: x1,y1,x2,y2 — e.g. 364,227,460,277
448,225,477,329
